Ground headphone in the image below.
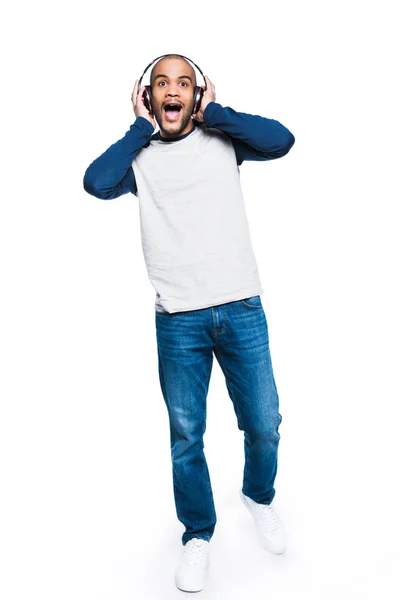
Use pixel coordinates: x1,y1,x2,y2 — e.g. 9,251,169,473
138,54,207,115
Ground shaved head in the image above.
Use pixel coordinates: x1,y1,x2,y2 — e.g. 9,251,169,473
150,55,196,89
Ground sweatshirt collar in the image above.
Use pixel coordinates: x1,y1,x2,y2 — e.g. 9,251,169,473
153,119,201,143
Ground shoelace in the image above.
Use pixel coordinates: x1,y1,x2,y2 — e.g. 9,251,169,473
183,538,209,566
255,503,278,531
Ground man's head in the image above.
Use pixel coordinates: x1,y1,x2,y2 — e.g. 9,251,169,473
148,55,197,139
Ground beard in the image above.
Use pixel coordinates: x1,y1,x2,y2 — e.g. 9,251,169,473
153,103,194,138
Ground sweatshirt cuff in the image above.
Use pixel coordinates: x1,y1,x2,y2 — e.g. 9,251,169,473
135,116,155,134
203,101,222,125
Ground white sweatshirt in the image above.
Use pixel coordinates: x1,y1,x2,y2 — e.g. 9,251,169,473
132,123,264,314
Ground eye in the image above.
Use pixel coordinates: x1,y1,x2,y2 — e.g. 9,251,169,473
157,80,189,87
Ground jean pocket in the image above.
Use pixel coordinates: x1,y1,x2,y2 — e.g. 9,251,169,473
241,295,263,309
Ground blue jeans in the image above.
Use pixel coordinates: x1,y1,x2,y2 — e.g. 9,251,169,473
155,295,282,546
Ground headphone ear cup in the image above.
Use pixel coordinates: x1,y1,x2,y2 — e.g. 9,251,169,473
192,86,204,114
143,85,152,112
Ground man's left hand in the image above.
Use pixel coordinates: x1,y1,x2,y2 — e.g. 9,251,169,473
193,75,216,122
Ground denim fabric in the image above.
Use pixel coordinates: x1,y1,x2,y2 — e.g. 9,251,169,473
155,295,282,546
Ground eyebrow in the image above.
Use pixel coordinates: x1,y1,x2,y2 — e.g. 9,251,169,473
153,74,193,83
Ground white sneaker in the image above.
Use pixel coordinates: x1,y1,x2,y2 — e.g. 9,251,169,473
175,537,210,593
240,490,287,554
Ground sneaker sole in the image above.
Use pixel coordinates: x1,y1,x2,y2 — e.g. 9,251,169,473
175,567,209,593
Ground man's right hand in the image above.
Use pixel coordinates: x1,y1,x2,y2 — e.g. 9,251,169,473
131,79,156,129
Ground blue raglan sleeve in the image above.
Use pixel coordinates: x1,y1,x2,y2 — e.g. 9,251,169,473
202,102,295,166
83,117,155,199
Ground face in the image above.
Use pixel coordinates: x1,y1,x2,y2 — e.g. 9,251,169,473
150,58,196,139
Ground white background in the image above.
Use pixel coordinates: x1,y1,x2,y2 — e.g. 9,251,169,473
1,1,399,598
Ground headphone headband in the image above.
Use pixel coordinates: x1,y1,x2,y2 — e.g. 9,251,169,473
138,53,207,90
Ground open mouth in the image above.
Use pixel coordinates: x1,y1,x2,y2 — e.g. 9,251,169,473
163,103,182,122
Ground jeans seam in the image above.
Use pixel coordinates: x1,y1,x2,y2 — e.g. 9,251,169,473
241,300,263,309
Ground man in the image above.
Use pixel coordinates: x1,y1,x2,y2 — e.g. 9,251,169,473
83,54,295,593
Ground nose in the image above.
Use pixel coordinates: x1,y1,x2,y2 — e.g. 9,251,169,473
166,83,181,98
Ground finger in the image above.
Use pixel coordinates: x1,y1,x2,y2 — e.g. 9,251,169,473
132,80,139,102
136,85,145,107
137,81,144,97
206,77,215,92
